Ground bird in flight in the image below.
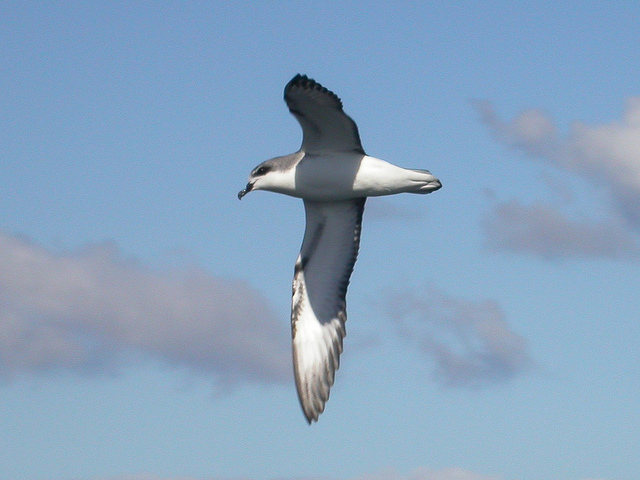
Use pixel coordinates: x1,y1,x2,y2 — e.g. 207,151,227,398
238,74,441,423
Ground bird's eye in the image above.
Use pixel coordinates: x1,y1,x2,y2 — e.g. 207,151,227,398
256,166,270,176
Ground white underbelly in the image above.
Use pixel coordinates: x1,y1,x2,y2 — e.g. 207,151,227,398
293,154,418,201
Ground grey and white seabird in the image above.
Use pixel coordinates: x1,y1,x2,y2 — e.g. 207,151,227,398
238,74,441,423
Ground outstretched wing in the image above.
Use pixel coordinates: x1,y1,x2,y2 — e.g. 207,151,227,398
284,74,364,155
291,198,366,423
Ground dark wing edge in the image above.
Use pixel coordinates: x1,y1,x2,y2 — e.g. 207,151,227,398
285,74,344,110
291,198,366,423
284,74,365,155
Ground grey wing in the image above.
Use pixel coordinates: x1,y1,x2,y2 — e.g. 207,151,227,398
291,198,366,423
284,74,365,155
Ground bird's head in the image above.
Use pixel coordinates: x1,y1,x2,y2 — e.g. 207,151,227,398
238,162,269,199
238,155,298,199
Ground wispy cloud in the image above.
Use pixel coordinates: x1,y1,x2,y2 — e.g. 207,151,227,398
475,98,640,258
0,232,290,386
384,287,530,388
483,199,640,260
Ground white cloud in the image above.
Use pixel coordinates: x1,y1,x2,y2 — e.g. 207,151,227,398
475,98,640,193
384,287,530,388
476,98,640,257
0,232,290,386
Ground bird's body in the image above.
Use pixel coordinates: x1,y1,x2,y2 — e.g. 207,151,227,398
239,74,441,423
252,151,440,201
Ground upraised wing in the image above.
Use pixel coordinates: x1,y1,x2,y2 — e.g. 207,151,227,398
284,74,365,155
291,198,366,423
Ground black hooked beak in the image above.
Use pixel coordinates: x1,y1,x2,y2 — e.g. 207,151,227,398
237,182,253,200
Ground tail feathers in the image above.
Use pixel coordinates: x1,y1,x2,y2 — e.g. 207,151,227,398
409,169,442,194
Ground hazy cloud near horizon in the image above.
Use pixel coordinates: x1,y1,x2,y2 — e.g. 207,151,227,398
92,468,613,480
93,467,505,480
0,232,291,386
353,467,503,480
476,98,640,259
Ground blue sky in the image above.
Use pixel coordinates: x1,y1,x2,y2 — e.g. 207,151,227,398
1,2,639,480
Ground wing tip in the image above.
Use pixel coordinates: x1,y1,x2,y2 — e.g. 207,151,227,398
300,395,326,424
295,357,342,424
284,73,344,109
294,365,331,424
293,343,337,425
303,408,319,424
